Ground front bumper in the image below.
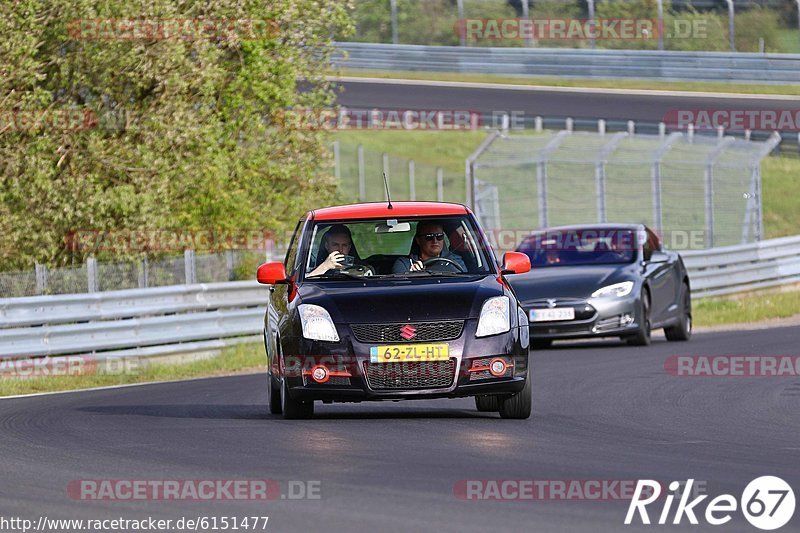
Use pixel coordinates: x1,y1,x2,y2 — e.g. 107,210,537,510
277,319,529,402
525,296,641,340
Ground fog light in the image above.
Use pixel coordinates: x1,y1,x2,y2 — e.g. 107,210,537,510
311,365,330,383
620,313,634,326
489,358,508,377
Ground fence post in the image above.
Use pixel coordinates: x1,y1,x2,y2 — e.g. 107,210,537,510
226,250,236,281
357,144,366,201
535,116,543,132
184,249,196,285
138,256,149,288
565,117,573,132
408,159,416,201
87,257,98,293
521,0,532,48
457,0,465,46
436,167,444,202
656,0,664,50
390,0,398,45
587,0,596,50
35,263,48,295
333,140,340,180
726,0,735,51
627,120,635,135
659,121,666,139
598,119,606,135
536,161,549,228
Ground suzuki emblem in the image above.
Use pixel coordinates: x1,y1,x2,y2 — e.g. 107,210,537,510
399,324,417,341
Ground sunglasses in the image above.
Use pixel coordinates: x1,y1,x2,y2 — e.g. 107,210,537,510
422,232,445,242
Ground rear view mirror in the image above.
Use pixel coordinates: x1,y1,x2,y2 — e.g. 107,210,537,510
375,221,411,233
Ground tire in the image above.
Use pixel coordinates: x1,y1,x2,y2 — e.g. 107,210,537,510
626,290,651,346
498,373,532,420
664,282,692,342
281,377,314,420
267,372,282,415
475,395,500,412
531,339,553,350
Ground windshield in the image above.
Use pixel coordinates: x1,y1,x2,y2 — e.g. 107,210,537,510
302,215,495,280
517,228,637,267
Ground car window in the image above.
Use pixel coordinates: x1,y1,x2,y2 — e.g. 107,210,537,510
283,219,304,274
517,228,636,267
302,216,494,279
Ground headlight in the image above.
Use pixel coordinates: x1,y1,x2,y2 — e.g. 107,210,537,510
476,296,510,337
591,281,634,298
298,304,340,342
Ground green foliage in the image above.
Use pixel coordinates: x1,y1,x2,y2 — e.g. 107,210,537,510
0,0,353,270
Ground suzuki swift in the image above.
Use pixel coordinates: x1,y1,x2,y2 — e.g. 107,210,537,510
257,201,532,419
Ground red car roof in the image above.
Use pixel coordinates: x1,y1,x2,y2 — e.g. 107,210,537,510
311,201,470,221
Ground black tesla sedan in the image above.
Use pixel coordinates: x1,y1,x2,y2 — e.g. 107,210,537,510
508,224,692,348
256,202,533,419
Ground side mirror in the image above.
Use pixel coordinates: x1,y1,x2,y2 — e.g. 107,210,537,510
501,251,531,275
257,262,289,285
648,251,669,264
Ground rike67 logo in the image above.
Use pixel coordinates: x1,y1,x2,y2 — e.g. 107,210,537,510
625,477,795,530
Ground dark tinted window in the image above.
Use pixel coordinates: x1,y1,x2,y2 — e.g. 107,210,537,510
517,229,636,267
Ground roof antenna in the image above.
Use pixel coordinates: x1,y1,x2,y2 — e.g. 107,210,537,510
383,172,393,209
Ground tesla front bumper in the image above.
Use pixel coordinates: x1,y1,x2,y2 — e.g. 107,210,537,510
525,296,642,340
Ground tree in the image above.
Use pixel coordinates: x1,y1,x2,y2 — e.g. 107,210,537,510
0,0,352,269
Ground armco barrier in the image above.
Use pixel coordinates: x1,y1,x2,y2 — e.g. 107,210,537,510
0,236,798,361
334,42,800,84
682,235,800,297
0,281,269,360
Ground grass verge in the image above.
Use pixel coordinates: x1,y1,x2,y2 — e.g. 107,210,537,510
333,68,800,96
693,287,800,327
0,342,265,397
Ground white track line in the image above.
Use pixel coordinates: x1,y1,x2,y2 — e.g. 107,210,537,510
329,75,800,101
0,371,265,400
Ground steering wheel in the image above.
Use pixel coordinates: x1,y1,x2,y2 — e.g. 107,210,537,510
422,257,467,273
341,264,375,277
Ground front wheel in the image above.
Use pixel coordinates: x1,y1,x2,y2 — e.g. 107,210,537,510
281,378,314,420
626,290,651,346
267,372,282,415
475,395,500,412
498,374,531,420
664,282,692,341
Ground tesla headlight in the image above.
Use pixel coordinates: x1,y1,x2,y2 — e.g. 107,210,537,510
591,281,634,298
476,296,510,338
298,304,340,342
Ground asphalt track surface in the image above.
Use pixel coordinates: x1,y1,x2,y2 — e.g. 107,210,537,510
335,78,800,124
2,326,799,532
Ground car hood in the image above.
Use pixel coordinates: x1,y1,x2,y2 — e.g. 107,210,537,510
297,276,504,322
507,264,635,303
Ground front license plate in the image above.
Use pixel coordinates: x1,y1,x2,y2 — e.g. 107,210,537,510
530,308,575,322
369,344,449,363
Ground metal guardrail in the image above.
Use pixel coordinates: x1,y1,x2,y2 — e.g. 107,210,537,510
334,42,800,84
683,235,800,297
0,281,269,360
0,235,798,361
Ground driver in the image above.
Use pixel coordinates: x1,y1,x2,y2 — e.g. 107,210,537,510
392,221,467,273
308,224,359,277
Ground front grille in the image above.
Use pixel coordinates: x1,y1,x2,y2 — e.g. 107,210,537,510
364,359,456,390
351,321,464,343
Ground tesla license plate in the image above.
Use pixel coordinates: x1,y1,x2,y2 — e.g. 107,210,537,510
369,344,449,363
530,308,575,322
